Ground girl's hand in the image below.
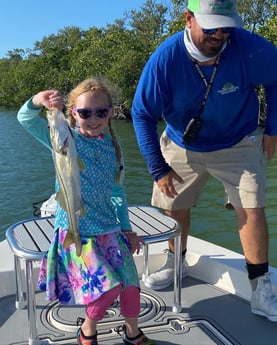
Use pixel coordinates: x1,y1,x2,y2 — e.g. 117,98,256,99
32,90,64,111
123,231,145,254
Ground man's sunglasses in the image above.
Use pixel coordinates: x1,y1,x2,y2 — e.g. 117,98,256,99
202,27,233,35
72,107,112,119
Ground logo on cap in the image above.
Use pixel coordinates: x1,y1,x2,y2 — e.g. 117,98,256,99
210,0,234,13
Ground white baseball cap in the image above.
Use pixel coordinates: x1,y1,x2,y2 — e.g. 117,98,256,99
187,0,243,29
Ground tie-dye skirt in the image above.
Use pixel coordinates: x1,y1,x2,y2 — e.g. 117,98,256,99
37,229,140,305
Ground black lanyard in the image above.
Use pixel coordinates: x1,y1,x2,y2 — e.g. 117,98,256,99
191,54,221,117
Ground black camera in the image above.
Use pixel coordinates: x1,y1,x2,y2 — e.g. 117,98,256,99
183,117,203,143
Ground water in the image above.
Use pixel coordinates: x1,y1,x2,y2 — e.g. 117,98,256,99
1,110,277,266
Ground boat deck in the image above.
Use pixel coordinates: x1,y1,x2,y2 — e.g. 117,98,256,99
1,218,277,345
0,243,277,345
1,273,277,345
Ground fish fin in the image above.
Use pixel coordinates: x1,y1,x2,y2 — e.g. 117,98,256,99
80,203,86,217
55,190,67,211
77,156,86,171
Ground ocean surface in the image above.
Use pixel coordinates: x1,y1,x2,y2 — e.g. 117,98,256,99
1,109,277,266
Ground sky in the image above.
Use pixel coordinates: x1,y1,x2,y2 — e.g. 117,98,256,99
0,0,148,58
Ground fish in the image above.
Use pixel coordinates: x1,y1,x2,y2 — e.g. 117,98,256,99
47,109,86,256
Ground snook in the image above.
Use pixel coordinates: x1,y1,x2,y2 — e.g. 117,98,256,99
47,109,86,256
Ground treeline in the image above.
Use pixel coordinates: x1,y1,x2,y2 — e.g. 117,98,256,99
0,0,276,110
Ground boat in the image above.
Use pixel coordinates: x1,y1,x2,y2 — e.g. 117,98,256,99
1,196,277,345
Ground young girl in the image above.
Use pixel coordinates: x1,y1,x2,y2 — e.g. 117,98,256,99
17,77,156,345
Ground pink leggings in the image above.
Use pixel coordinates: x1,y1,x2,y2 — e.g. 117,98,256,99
86,285,140,321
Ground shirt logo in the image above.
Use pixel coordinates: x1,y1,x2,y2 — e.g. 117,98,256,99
218,82,239,95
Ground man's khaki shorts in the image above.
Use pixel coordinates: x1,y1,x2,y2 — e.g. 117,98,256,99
151,129,266,211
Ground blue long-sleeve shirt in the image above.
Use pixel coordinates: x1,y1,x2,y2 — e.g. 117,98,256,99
132,28,277,181
17,99,132,236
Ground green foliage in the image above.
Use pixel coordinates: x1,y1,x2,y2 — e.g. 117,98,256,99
0,0,276,112
237,0,276,31
258,14,277,45
241,1,277,125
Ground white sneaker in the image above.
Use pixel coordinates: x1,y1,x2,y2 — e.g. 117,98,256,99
250,272,277,322
144,249,188,290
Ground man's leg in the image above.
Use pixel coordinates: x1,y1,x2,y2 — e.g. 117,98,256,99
236,207,268,264
147,132,208,290
165,208,190,253
236,207,277,321
144,208,190,290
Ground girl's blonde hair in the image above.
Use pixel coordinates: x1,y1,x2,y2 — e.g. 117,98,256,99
66,77,123,183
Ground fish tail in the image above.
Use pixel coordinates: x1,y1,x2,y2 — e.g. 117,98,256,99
63,231,83,257
63,231,75,249
75,241,83,257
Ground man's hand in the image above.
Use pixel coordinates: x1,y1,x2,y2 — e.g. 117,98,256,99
156,169,184,198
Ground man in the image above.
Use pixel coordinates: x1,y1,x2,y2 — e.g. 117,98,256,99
132,0,277,321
